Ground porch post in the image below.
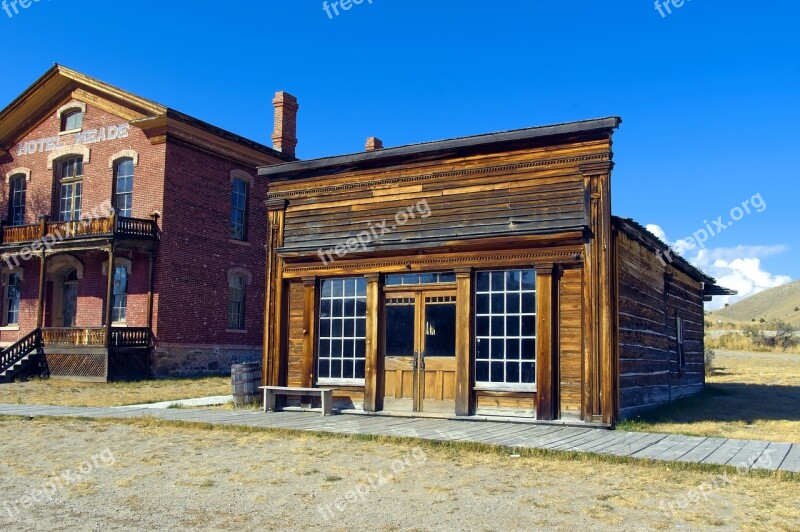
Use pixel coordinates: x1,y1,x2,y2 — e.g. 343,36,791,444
454,268,473,416
104,245,115,348
146,251,155,330
300,276,317,390
36,252,47,329
363,273,383,412
535,264,556,421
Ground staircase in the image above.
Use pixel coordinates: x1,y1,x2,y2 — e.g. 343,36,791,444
0,329,46,383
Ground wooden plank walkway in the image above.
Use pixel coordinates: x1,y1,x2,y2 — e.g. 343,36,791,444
1,404,798,473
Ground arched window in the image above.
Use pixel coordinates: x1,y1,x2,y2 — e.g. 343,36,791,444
8,174,26,226
114,158,134,218
57,157,83,221
227,274,246,329
61,110,83,132
230,177,248,241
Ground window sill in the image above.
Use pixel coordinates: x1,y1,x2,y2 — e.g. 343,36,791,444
59,128,82,136
0,325,20,331
474,383,537,393
228,239,251,247
226,328,248,334
111,322,127,327
317,379,365,387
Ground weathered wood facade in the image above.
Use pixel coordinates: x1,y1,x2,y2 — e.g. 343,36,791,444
259,118,732,425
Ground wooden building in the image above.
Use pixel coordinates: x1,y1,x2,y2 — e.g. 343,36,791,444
259,119,734,424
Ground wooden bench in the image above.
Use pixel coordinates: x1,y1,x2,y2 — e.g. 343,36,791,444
259,386,338,416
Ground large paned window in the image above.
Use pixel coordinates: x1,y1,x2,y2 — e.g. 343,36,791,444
57,157,83,222
114,158,134,218
475,269,537,389
8,175,26,226
318,277,367,382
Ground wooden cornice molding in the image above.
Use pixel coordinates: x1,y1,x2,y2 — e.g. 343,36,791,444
579,161,613,177
265,199,289,211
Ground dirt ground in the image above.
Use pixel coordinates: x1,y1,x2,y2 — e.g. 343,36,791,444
619,350,800,443
0,417,798,531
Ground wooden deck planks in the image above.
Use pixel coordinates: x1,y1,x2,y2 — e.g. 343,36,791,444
1,404,798,472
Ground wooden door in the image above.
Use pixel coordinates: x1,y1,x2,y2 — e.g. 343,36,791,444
382,290,457,413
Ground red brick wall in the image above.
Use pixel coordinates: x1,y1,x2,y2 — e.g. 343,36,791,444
155,142,278,348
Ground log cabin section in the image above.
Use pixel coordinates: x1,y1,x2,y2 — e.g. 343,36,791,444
259,117,734,425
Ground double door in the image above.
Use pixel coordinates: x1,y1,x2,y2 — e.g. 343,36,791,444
383,289,457,413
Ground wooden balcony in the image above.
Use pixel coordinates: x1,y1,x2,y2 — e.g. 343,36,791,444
0,215,159,249
41,327,152,349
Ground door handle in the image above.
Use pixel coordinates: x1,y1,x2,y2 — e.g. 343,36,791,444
413,352,418,369
420,352,426,371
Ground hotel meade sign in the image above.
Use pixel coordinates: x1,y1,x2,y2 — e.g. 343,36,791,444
15,123,131,157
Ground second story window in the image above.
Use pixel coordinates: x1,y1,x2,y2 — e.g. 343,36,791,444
230,178,248,241
57,157,83,222
8,174,26,226
61,110,83,132
114,158,134,218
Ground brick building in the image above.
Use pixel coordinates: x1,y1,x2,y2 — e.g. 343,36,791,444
0,65,297,381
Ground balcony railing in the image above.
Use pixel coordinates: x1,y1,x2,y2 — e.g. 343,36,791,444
0,215,159,246
41,327,152,349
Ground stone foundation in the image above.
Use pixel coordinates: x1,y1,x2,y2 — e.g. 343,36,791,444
151,344,262,378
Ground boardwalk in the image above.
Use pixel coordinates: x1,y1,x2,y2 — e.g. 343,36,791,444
1,404,798,473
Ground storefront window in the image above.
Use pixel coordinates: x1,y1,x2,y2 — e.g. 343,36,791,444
318,277,367,382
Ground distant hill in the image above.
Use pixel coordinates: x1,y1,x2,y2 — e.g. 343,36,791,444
711,280,800,326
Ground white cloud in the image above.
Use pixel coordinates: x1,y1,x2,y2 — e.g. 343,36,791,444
643,225,792,310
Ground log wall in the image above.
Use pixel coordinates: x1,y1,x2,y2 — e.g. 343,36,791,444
616,232,705,417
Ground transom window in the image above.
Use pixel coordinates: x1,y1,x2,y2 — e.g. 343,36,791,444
8,174,26,226
5,272,21,326
114,158,134,218
475,269,537,389
318,277,367,383
112,266,128,323
385,272,456,286
57,157,83,222
61,110,83,132
228,275,246,329
230,178,248,241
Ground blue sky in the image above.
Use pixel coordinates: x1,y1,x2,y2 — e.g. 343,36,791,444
2,0,797,307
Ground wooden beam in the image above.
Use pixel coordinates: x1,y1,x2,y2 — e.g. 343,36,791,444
36,252,47,329
363,273,383,412
454,268,473,416
535,265,555,420
103,244,115,348
300,277,316,390
264,203,287,387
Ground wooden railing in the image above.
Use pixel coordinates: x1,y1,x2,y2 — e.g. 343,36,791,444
41,327,152,349
0,215,159,246
0,329,44,380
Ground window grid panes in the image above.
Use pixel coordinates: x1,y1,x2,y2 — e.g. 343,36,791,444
58,157,83,222
62,111,82,132
230,178,248,240
6,273,21,325
115,159,134,218
228,275,246,329
385,272,456,286
318,277,367,381
9,175,26,226
475,269,537,387
112,266,128,323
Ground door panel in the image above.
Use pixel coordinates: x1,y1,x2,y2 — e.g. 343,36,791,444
383,295,417,411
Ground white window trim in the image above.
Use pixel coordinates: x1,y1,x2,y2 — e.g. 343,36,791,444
5,167,31,185
108,150,139,169
229,169,254,184
474,383,537,393
48,146,90,170
56,102,86,120
317,378,365,387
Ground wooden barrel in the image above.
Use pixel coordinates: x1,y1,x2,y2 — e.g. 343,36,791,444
231,363,261,406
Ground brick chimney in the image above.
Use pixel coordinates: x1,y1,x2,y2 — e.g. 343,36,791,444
272,91,299,157
365,137,384,151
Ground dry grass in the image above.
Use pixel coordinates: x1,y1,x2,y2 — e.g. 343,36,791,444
619,350,800,443
0,416,797,530
706,332,800,354
0,377,230,407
